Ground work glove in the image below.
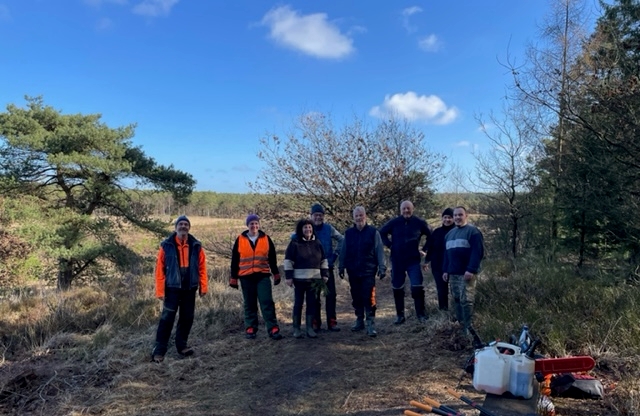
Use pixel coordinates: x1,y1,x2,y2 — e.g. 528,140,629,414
338,270,345,279
273,274,281,286
378,271,386,280
229,278,239,289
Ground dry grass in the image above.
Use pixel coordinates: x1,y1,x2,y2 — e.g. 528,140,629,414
0,217,634,415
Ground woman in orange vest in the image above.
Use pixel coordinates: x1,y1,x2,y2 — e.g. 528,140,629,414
230,214,283,340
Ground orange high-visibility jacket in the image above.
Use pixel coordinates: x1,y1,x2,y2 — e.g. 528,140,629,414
237,234,271,276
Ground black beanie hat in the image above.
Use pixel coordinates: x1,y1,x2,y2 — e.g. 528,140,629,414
310,203,325,214
442,208,454,217
175,215,190,227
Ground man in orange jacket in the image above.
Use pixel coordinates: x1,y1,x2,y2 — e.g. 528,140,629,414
152,215,207,363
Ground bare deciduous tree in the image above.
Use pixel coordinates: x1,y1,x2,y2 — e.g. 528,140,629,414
251,113,444,227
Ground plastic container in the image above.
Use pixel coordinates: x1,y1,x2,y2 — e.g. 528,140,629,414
473,342,520,395
509,355,535,399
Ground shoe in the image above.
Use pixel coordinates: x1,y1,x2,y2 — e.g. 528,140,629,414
178,347,194,357
417,315,428,323
328,319,341,332
269,327,283,340
351,318,365,331
245,327,257,339
393,316,406,325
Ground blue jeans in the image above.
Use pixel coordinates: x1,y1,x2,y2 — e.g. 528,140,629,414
391,260,423,289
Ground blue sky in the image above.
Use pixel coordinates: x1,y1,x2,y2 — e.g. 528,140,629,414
0,1,593,193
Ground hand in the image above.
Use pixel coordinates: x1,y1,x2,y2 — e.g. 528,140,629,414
442,273,449,282
273,274,281,286
199,290,207,297
338,270,345,279
229,278,239,289
422,263,429,272
323,276,328,283
464,271,475,281
286,278,293,287
157,296,164,301
419,250,426,257
378,271,386,280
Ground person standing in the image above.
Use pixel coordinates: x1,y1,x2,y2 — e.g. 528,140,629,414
443,206,485,336
424,208,455,311
230,214,283,340
284,218,329,339
308,203,344,332
379,200,431,324
152,215,208,363
339,206,387,337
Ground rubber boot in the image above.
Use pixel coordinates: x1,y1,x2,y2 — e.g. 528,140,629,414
393,288,406,325
351,317,365,332
306,315,317,338
412,286,428,323
292,314,303,339
366,316,377,337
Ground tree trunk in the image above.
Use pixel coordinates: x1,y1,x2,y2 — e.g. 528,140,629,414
58,259,74,290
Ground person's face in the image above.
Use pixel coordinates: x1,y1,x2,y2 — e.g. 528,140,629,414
176,220,190,238
311,212,324,226
401,202,414,219
353,209,366,229
442,215,454,227
302,224,314,239
453,208,467,226
247,220,260,235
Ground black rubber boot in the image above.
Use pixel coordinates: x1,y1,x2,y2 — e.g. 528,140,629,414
412,286,428,322
351,317,365,331
393,288,406,324
306,315,317,338
366,316,377,337
292,314,303,338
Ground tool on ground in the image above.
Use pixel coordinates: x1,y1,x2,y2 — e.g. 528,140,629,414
445,387,498,416
404,410,423,416
420,397,464,416
409,400,459,416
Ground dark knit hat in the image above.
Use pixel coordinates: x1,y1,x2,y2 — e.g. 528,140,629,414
175,215,190,227
246,214,260,226
310,203,325,214
442,208,454,218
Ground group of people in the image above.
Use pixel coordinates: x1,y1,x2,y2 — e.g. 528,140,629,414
150,202,484,361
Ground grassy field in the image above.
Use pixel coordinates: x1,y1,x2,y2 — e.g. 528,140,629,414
0,216,638,415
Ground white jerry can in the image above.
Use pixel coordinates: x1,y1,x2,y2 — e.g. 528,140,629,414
473,342,521,395
508,354,535,399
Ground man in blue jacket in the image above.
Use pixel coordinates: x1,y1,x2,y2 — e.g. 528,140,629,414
339,206,387,337
379,200,431,324
309,203,344,331
443,206,484,336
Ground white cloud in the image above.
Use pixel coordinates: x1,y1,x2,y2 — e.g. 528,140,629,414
418,34,441,52
0,4,11,21
132,0,179,17
401,6,422,33
370,91,459,125
455,141,470,147
261,5,354,59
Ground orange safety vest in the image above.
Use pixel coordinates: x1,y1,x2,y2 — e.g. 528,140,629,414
237,235,271,276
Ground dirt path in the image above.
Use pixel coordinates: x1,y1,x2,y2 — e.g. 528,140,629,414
0,278,614,415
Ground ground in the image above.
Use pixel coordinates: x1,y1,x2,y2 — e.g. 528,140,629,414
0,277,616,416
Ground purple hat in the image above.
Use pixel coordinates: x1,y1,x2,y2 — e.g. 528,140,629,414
246,214,260,226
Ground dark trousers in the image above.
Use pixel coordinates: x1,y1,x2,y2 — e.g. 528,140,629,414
154,287,197,355
314,268,337,326
240,273,278,331
293,279,318,318
348,272,376,319
431,268,449,310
